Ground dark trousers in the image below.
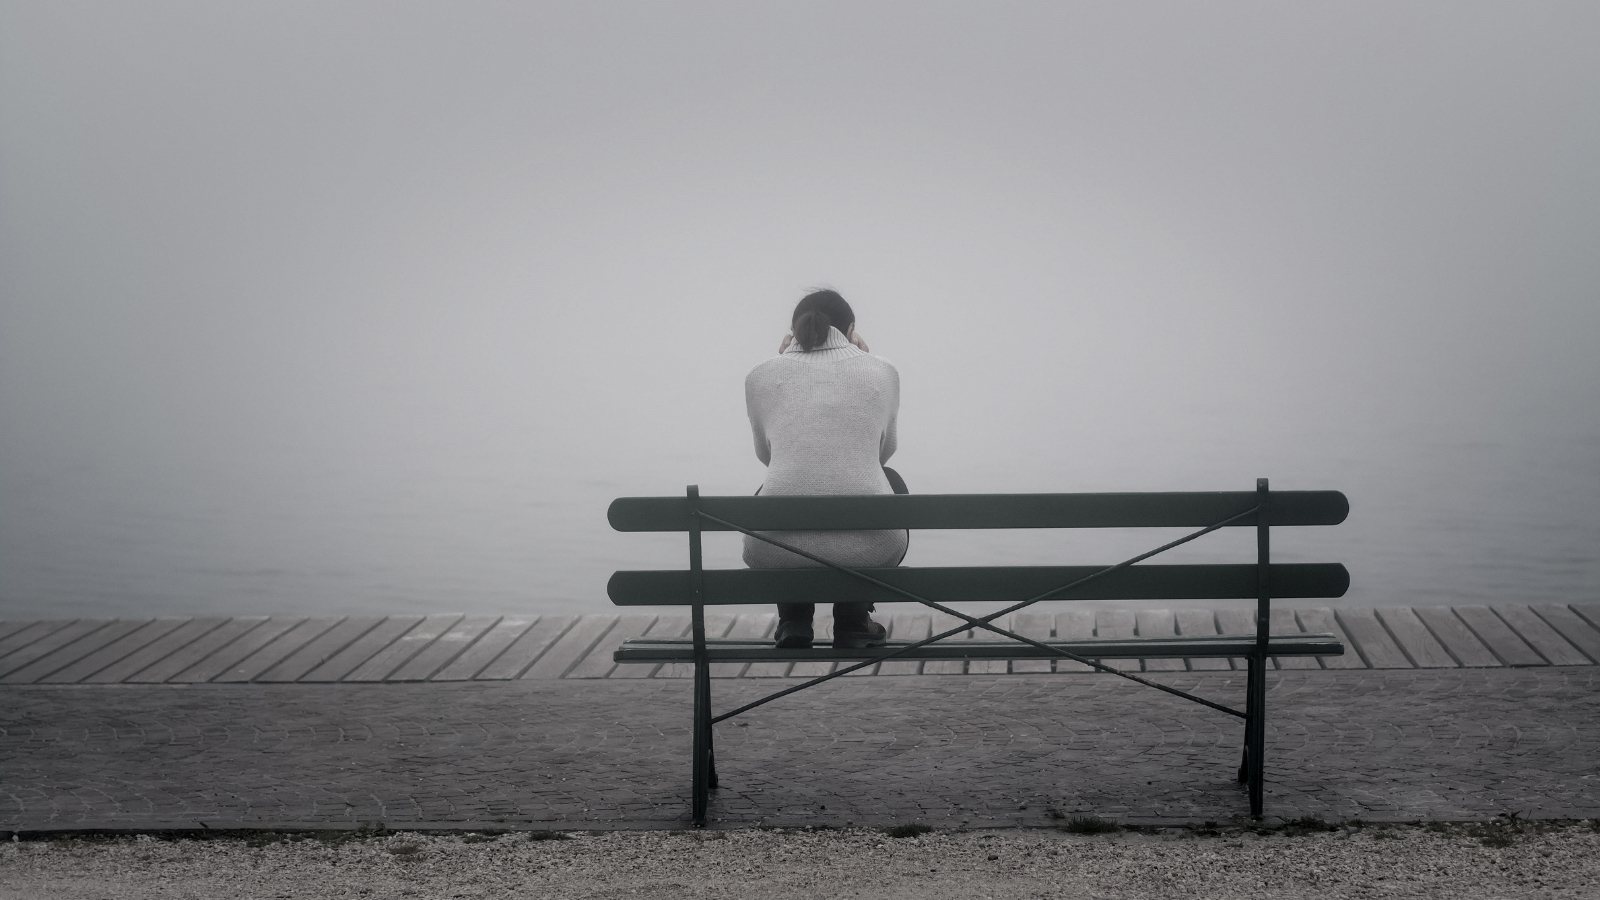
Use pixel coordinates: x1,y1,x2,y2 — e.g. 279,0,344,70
778,466,908,626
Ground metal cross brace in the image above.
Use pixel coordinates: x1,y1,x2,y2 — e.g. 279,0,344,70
696,503,1260,724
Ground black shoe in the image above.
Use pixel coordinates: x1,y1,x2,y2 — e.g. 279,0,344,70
775,620,814,649
832,619,888,649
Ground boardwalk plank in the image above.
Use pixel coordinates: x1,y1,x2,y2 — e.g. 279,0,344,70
84,618,232,684
36,619,188,684
1009,611,1055,674
1213,607,1255,670
1270,608,1320,670
1053,608,1096,672
141,618,277,683
3,620,155,684
876,613,929,676
444,617,550,680
658,614,734,678
0,621,38,644
385,616,501,681
522,616,620,680
345,615,462,682
1454,606,1545,666
0,622,72,665
784,611,838,675
1334,608,1411,669
920,611,971,675
1094,609,1137,671
1494,605,1589,666
179,618,320,683
1174,608,1230,671
612,617,688,679
1375,608,1458,668
968,614,1011,674
1412,607,1501,668
301,616,425,683
1136,609,1186,671
256,618,387,683
0,621,115,681
786,616,837,679
568,615,655,679
709,613,774,678
1294,608,1365,669
1533,605,1600,664
213,618,344,683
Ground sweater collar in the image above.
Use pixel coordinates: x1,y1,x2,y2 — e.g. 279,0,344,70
784,326,862,359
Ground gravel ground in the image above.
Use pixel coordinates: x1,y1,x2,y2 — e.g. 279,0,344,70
2,822,1596,899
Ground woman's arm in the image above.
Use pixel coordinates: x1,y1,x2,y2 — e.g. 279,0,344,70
745,371,772,465
879,364,899,463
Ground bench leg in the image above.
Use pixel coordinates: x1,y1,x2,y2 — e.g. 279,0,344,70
691,656,715,826
1240,651,1268,817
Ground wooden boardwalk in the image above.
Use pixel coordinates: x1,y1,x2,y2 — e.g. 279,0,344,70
1,605,1597,685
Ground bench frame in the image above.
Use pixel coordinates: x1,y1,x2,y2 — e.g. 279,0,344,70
608,478,1350,826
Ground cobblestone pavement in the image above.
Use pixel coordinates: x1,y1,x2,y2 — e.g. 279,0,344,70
2,668,1595,832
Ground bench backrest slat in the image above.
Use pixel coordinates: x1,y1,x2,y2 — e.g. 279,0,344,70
607,491,1348,532
607,562,1350,607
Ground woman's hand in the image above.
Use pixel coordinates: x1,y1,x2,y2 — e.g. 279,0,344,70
778,333,793,354
847,328,870,352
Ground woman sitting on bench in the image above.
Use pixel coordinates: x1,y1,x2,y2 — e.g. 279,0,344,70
743,288,909,650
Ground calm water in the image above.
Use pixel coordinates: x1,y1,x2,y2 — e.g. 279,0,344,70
2,399,1595,620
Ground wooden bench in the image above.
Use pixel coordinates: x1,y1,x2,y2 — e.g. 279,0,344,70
607,478,1350,826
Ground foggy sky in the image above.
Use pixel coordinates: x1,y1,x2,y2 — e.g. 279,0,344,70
2,2,1597,614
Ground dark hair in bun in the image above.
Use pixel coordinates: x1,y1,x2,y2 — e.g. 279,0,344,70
790,289,855,351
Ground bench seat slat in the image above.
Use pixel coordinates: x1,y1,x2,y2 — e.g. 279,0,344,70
608,491,1348,532
613,633,1345,663
608,563,1349,606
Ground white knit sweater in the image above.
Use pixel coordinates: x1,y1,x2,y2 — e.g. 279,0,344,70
742,326,909,569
